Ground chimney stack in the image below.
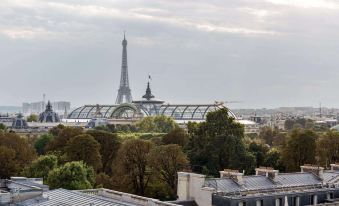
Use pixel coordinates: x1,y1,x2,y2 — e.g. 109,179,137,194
300,165,324,180
330,163,339,171
220,169,244,185
255,167,279,181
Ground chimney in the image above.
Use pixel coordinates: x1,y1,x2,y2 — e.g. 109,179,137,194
300,165,324,180
330,163,339,171
220,169,244,185
255,167,279,181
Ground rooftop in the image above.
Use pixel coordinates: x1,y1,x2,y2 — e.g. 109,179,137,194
20,188,180,206
204,165,339,198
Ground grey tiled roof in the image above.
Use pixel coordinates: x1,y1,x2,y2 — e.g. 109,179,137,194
204,178,241,193
204,172,322,193
275,173,321,187
25,189,139,206
243,176,275,190
323,171,339,183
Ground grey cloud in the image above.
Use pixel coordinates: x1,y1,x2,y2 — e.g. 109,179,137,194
0,0,339,109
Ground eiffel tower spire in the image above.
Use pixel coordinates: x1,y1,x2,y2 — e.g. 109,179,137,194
116,32,132,104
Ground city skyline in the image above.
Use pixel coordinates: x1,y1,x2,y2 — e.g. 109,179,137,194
1,0,339,108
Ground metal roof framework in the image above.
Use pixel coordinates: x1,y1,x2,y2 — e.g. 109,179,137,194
67,103,237,121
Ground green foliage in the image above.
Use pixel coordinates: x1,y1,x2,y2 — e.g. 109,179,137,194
49,124,65,137
0,132,36,178
118,132,165,140
264,148,285,172
284,118,314,131
259,126,276,146
241,152,257,175
95,172,114,189
248,141,269,168
272,132,287,147
115,124,138,133
65,134,102,171
34,134,54,155
0,146,17,178
281,129,318,171
86,130,121,174
205,108,244,137
47,161,95,190
136,115,178,133
148,144,189,199
113,139,154,195
0,123,6,131
46,127,83,152
162,128,189,147
27,114,38,122
22,155,58,181
317,130,339,167
186,108,249,176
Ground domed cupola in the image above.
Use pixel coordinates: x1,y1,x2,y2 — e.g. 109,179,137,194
39,101,60,123
12,114,28,129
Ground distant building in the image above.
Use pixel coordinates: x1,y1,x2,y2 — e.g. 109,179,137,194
11,114,28,129
237,119,260,134
176,164,339,206
315,119,338,128
67,81,237,124
38,101,60,123
0,114,15,127
22,101,70,115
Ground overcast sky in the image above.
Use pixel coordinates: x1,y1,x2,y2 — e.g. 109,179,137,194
1,0,339,109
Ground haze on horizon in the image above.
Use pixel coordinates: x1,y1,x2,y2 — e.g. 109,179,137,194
1,0,339,109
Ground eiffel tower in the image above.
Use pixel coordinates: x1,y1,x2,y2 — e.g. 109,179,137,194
115,33,132,104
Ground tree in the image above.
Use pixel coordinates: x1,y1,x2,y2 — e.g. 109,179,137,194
259,126,277,146
272,132,287,147
86,130,121,174
281,129,317,171
115,124,137,133
284,118,314,131
207,135,253,175
248,141,269,168
0,146,17,178
27,114,38,122
34,134,54,155
0,123,6,131
0,132,36,178
22,155,58,181
65,134,102,171
264,148,285,171
186,108,249,176
317,131,339,167
47,161,95,190
162,128,189,147
114,139,154,195
136,116,178,133
49,124,65,137
149,144,189,199
45,127,83,152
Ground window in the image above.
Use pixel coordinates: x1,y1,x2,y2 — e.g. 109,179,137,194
327,193,334,200
292,197,299,206
256,199,264,206
310,195,317,205
238,201,247,206
276,198,283,206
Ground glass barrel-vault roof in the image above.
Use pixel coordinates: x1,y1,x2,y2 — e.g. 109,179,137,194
67,103,236,120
